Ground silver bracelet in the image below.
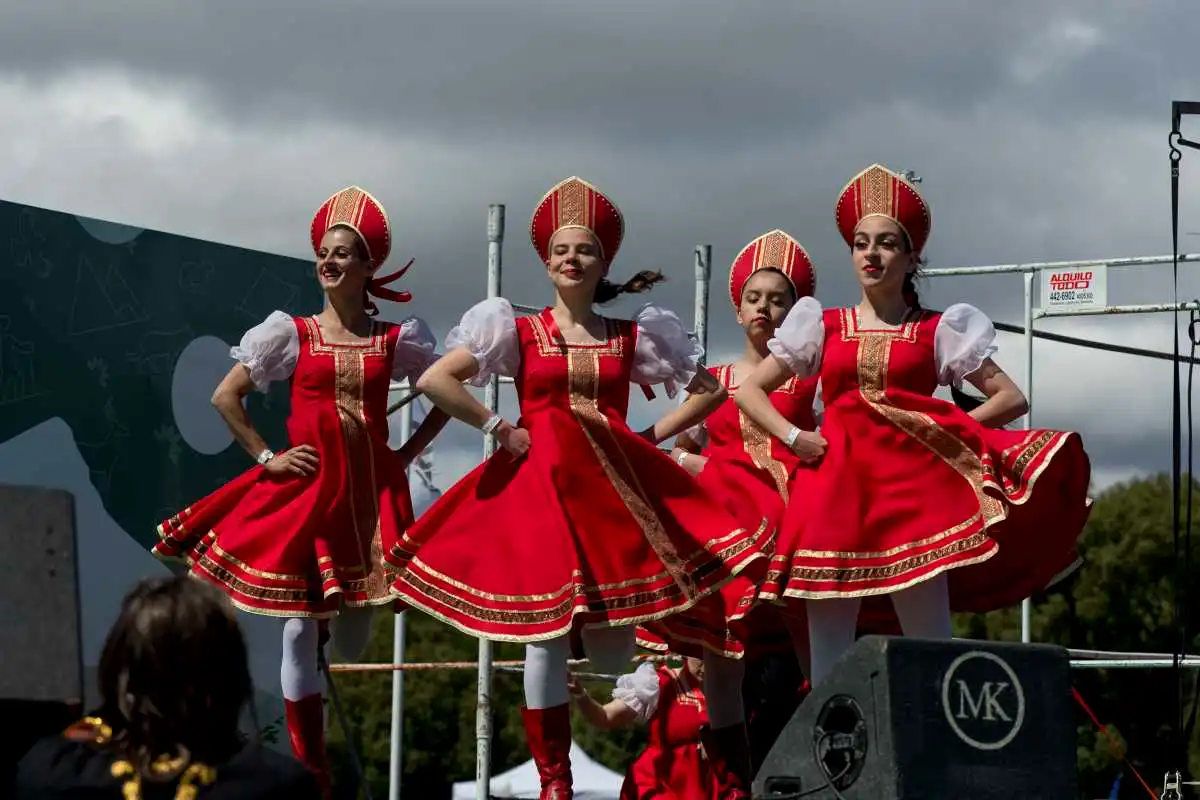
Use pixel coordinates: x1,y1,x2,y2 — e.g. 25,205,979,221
674,451,689,468
256,448,276,465
481,414,504,436
784,427,802,448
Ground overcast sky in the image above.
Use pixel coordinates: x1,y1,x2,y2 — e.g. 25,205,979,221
1,0,1199,493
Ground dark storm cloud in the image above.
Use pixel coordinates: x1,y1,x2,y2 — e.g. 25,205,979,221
0,0,1196,490
1,0,1169,149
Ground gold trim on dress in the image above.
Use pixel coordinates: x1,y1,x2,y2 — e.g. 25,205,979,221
670,667,704,711
304,317,393,603
562,328,696,598
718,364,794,502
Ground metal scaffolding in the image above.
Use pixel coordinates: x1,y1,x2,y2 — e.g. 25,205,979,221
379,199,1199,797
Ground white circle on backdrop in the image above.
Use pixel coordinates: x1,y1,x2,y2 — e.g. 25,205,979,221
172,336,235,455
75,216,144,245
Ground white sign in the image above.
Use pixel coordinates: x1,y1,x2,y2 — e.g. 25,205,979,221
940,650,1026,751
1040,264,1107,311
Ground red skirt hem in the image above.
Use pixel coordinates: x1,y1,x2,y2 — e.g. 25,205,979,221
762,427,1090,610
153,448,411,618
155,531,401,618
389,522,770,647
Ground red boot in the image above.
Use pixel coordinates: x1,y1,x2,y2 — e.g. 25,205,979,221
521,704,573,799
701,723,753,799
285,693,332,799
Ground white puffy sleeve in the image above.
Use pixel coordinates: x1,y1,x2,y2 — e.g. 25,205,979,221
391,316,440,384
444,297,520,386
631,304,705,399
934,303,998,386
611,662,662,723
230,310,299,393
766,297,825,379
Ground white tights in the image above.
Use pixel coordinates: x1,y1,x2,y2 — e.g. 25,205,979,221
522,625,747,729
803,573,952,689
280,607,376,701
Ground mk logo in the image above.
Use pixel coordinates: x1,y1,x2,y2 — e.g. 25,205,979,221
954,680,1012,722
940,651,1026,751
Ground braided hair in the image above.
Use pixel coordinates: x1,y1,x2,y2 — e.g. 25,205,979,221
894,232,979,415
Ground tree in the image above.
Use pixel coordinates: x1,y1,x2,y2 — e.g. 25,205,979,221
325,611,647,798
957,473,1200,798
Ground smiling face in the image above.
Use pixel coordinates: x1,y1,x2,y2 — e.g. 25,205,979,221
315,226,374,299
545,227,606,297
736,268,795,345
851,215,916,297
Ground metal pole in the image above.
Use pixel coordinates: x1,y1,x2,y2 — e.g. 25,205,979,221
475,204,504,800
1021,271,1034,644
693,245,712,363
924,252,1200,277
389,393,413,800
1036,300,1200,319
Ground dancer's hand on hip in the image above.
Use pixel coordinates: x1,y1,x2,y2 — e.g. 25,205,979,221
678,452,708,476
264,445,320,476
495,422,531,459
791,431,827,463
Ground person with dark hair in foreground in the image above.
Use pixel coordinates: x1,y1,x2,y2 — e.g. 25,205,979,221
14,576,321,799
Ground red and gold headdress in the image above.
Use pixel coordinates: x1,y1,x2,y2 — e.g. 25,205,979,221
530,176,625,265
310,185,413,308
728,229,815,307
834,164,931,256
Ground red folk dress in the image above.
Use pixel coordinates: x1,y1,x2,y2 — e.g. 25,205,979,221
616,663,718,800
637,366,902,659
153,311,438,618
387,299,772,651
762,298,1091,610
637,365,814,660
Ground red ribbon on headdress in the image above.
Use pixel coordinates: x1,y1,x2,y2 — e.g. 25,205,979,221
364,257,415,314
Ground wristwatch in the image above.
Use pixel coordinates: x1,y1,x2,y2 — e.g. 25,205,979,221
784,427,802,448
256,449,276,465
481,414,505,436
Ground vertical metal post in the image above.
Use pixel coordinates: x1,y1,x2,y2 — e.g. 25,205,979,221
475,204,504,800
389,394,413,800
694,245,712,363
1020,270,1035,644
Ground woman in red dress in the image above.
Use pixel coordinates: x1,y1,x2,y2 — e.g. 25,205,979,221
734,164,1092,687
151,186,450,795
387,176,773,799
636,231,821,671
568,658,719,799
633,231,902,774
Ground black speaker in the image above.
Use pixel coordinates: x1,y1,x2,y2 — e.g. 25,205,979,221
0,485,83,704
752,636,1077,799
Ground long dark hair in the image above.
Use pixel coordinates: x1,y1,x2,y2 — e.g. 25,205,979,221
891,231,980,416
594,270,666,305
94,576,254,780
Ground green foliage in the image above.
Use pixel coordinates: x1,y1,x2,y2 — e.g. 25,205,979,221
325,611,644,798
958,473,1200,798
323,473,1200,799
261,714,283,747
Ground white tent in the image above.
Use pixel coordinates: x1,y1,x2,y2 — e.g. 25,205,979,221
450,741,625,799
